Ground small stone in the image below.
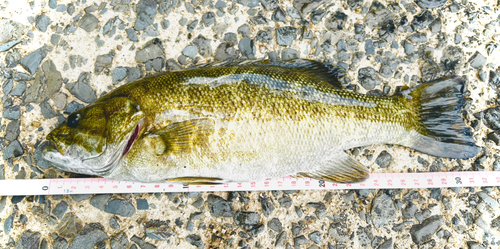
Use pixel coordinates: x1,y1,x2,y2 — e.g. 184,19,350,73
259,195,275,217
17,230,41,249
53,237,68,249
207,194,234,217
135,0,157,31
105,198,136,217
4,213,14,234
187,19,198,32
469,52,487,69
358,67,381,90
272,7,287,23
440,46,464,72
125,28,138,42
79,14,98,32
145,220,173,241
25,59,63,102
251,14,268,25
234,210,260,230
57,213,84,238
35,14,51,32
293,0,325,17
53,201,68,219
10,82,26,97
127,67,142,82
238,38,255,59
268,218,283,232
403,202,418,219
68,223,108,249
64,101,84,114
375,151,392,168
430,158,445,172
404,40,415,55
215,0,227,8
186,234,204,249
410,215,444,244
109,217,120,230
282,48,300,60
328,222,349,243
325,11,347,31
94,52,114,74
371,192,397,227
66,72,97,103
182,45,198,59
276,27,297,46
275,231,287,247
90,194,112,211
20,46,47,75
278,195,292,208
237,24,251,38
192,35,212,57
137,199,149,210
412,10,434,30
255,30,273,44
467,241,486,249
365,1,395,28
311,9,326,24
357,226,373,247
5,120,20,141
3,140,24,159
110,233,129,248
477,191,500,211
407,32,427,43
70,194,92,202
294,235,309,245
112,67,128,85
414,0,447,9
365,39,375,55
135,38,165,63
40,99,56,119
202,12,215,26
309,231,322,244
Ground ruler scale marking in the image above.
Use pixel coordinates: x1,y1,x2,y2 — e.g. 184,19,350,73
1,172,500,196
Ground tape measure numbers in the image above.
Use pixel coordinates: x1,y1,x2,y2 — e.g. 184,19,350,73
0,171,499,196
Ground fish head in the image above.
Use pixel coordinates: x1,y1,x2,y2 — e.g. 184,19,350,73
42,97,145,176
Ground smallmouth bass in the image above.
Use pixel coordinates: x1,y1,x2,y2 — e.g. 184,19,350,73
42,59,479,183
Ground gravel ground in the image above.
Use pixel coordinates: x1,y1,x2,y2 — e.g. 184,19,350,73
1,0,500,248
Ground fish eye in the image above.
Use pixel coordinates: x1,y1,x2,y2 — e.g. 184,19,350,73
67,113,81,128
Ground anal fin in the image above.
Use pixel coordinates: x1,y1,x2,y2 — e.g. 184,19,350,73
298,152,369,183
166,177,227,185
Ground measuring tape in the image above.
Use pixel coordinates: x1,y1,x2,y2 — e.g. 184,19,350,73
1,171,499,196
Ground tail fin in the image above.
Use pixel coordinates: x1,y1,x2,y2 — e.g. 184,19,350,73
398,76,479,159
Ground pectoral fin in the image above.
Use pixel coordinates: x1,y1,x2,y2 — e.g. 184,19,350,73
166,177,227,185
298,152,369,183
152,118,215,154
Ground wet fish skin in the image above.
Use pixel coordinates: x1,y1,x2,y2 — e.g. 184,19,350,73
42,59,479,183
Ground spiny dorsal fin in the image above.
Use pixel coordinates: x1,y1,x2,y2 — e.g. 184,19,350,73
298,152,369,183
153,118,215,154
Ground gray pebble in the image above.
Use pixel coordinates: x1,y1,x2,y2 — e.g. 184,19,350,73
68,223,108,249
275,231,287,247
278,195,292,208
112,67,128,85
186,234,204,249
403,202,418,219
293,0,324,17
410,215,444,244
136,199,149,210
105,198,136,217
238,38,256,59
70,194,92,202
187,19,198,32
403,40,415,55
415,0,447,9
469,52,486,69
5,120,20,141
365,39,375,55
365,1,395,28
356,226,373,246
0,165,3,180
294,235,309,245
3,213,14,234
10,81,26,97
371,192,397,228
375,150,392,168
182,45,198,59
276,27,297,46
477,191,500,211
207,194,234,217
125,28,138,42
192,35,212,57
412,10,434,30
79,14,98,32
309,231,322,244
56,4,66,12
135,0,157,31
237,24,251,38
53,237,68,249
161,20,170,30
17,230,41,249
223,32,238,46
3,140,23,159
67,3,75,15
215,0,227,8
202,12,215,26
51,92,67,110
259,194,275,217
234,210,260,230
430,158,445,172
52,201,68,219
131,235,157,249
136,40,164,64
358,67,381,90
272,7,287,23
311,9,326,24
407,32,427,43
145,220,173,241
110,217,120,230
325,11,347,31
35,14,51,32
256,30,272,44
268,218,282,232
40,99,56,119
282,48,300,60
251,15,268,25
49,0,57,8
64,101,84,114
286,6,301,19
440,45,463,71
90,194,112,211
110,232,129,248
94,52,114,74
20,46,47,75
25,59,62,103
66,72,97,103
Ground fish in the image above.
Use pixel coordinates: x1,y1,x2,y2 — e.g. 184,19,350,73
42,59,479,184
